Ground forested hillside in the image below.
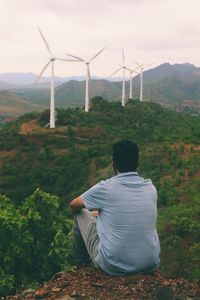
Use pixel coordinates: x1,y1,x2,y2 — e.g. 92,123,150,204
0,99,200,295
0,90,45,117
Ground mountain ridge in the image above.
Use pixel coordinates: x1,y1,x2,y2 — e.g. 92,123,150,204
0,62,199,86
1,63,200,119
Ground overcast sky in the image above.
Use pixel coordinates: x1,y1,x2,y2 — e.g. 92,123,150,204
1,0,200,77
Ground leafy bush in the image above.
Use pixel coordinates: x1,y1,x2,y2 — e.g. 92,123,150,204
0,190,73,296
158,194,200,279
0,195,30,295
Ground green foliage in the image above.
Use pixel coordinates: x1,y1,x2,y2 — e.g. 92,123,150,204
20,189,73,279
0,195,31,295
0,190,73,296
91,96,110,111
158,194,200,279
0,100,200,293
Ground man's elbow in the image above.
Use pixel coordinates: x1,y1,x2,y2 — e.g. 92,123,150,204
69,201,74,211
69,202,78,214
69,201,74,209
69,196,85,214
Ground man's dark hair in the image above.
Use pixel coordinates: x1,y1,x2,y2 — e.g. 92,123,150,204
112,140,139,172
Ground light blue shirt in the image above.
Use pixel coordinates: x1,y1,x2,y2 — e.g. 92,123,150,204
81,172,160,275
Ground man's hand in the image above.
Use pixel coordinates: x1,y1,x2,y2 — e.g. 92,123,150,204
90,210,99,218
69,196,85,214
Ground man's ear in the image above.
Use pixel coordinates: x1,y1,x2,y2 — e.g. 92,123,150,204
112,161,118,175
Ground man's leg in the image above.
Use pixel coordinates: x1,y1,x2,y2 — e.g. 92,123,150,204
73,209,99,266
73,218,91,265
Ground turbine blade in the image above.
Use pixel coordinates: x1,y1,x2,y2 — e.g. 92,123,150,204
125,66,132,72
143,63,154,69
134,65,141,71
37,27,52,55
133,60,142,67
66,52,84,61
56,58,80,62
128,66,140,73
34,60,51,84
109,67,123,77
89,47,106,62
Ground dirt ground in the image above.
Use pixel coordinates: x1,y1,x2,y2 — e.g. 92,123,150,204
6,267,200,300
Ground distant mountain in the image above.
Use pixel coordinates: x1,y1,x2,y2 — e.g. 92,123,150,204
55,79,124,108
139,63,200,111
0,63,200,87
139,62,200,84
0,90,46,116
0,81,12,89
143,75,200,102
53,63,200,110
0,72,105,87
1,63,200,117
0,73,68,90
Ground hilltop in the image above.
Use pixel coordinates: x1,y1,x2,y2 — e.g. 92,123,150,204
1,100,199,205
0,100,200,296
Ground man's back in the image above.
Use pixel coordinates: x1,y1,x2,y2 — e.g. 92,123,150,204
81,172,160,275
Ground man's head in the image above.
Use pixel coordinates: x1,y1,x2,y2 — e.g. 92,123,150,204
112,140,139,173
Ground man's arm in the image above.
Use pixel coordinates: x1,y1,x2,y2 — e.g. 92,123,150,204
69,196,85,214
69,196,99,217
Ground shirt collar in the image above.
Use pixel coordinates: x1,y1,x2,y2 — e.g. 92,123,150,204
115,171,138,178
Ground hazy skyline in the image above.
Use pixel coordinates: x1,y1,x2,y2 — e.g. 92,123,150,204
1,0,200,77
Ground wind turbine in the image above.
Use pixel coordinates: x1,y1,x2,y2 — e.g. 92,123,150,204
66,47,106,112
133,61,153,102
125,66,139,99
35,27,76,128
109,49,126,107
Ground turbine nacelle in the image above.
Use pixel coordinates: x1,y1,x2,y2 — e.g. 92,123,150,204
119,64,127,69
125,66,139,74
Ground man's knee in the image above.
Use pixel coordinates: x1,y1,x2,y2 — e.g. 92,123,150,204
73,214,79,229
76,209,96,226
73,209,88,224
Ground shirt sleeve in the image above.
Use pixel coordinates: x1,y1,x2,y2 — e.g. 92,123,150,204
81,180,108,211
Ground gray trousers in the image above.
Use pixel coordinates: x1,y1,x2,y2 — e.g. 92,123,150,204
73,209,100,266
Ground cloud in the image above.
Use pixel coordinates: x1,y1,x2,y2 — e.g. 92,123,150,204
1,0,200,75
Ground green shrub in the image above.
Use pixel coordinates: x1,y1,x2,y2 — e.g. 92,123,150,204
0,190,73,296
0,195,31,295
158,194,200,279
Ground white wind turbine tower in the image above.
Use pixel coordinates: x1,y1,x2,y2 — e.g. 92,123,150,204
125,66,139,99
134,61,153,102
110,49,126,107
66,48,106,112
35,27,76,128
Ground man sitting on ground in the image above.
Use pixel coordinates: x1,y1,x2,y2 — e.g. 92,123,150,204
69,140,160,275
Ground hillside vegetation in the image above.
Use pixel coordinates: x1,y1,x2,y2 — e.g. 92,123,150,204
0,99,200,295
0,90,45,116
